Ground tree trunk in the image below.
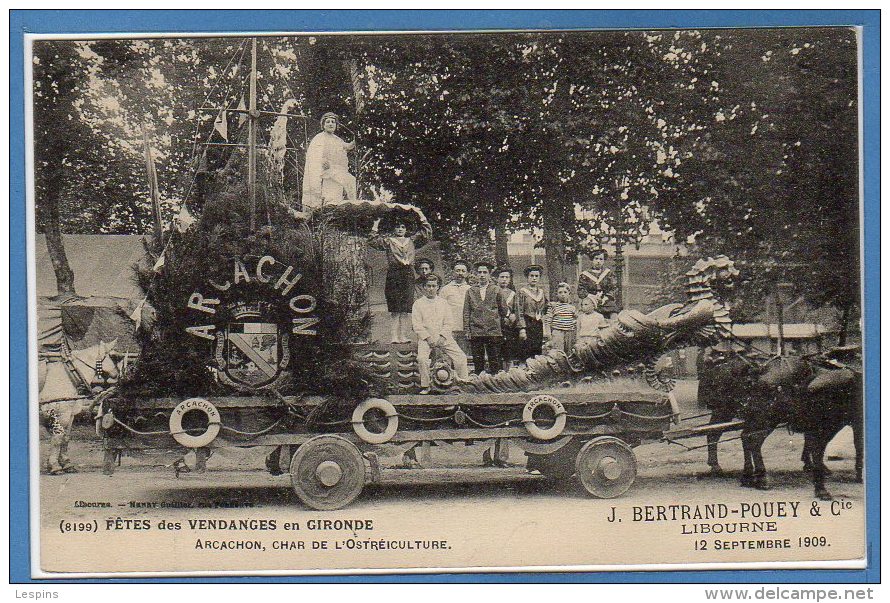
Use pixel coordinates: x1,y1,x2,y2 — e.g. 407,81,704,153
838,302,851,346
494,224,509,269
612,236,628,310
541,198,567,297
42,189,76,296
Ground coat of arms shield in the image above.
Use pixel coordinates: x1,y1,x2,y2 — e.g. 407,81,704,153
215,322,290,390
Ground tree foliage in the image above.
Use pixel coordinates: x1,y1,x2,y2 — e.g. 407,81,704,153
33,30,860,320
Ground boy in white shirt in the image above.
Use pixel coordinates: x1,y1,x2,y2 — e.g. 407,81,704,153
438,260,472,353
412,274,470,394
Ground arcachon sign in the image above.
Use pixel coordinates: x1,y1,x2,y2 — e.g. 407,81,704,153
183,254,319,390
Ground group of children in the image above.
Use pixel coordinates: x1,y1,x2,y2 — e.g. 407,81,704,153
411,259,616,393
369,217,617,393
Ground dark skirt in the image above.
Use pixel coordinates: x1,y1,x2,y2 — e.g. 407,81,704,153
385,263,415,313
523,318,544,360
501,325,522,363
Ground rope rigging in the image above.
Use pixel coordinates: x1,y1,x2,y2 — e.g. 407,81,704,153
141,37,318,295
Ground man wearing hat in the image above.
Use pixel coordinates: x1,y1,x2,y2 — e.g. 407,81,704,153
462,261,503,374
301,111,357,211
413,258,436,301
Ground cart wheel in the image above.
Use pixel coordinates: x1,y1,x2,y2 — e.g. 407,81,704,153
290,435,366,510
575,436,637,498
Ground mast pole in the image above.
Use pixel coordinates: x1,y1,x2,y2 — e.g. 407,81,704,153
141,123,163,252
248,37,258,233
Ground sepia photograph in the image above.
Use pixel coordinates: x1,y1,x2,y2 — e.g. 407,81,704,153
20,16,872,579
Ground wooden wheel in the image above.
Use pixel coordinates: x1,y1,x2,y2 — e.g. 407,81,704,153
575,436,637,498
290,435,366,510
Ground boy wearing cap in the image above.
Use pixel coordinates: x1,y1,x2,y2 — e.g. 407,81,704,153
463,261,503,374
517,264,548,360
414,258,436,300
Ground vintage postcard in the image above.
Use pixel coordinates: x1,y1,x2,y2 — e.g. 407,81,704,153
23,20,871,578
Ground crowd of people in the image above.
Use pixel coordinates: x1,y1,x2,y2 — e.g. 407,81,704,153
370,220,619,394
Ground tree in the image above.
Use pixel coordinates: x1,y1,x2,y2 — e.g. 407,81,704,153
643,29,859,325
33,41,91,296
35,31,860,331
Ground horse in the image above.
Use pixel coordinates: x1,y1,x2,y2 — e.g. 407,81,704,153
697,347,862,500
38,339,120,474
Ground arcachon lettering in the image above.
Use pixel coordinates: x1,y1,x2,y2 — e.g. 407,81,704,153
185,255,318,340
194,539,263,550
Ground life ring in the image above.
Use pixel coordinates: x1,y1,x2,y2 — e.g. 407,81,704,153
169,398,221,448
522,395,567,441
352,398,399,444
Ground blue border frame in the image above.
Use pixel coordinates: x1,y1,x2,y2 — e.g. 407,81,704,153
9,9,880,584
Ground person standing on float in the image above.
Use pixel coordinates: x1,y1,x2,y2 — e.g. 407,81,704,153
578,248,618,318
301,112,357,211
369,216,433,343
496,267,524,371
413,258,435,301
439,260,472,354
463,261,503,374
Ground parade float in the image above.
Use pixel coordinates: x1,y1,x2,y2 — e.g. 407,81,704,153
96,39,740,510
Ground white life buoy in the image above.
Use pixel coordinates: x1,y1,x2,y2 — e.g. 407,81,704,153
523,395,567,441
169,398,221,448
352,398,399,444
